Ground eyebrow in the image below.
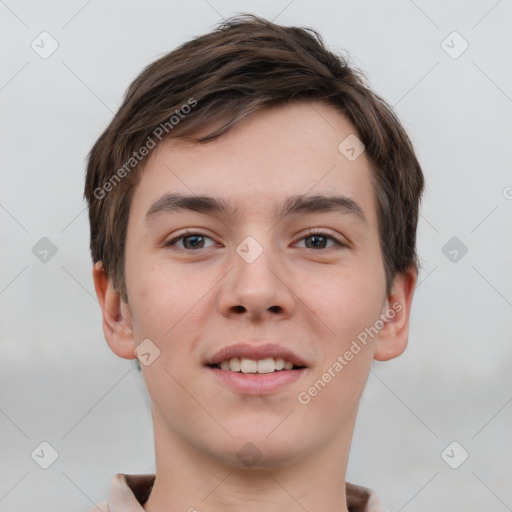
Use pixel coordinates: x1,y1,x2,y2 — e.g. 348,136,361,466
144,192,367,225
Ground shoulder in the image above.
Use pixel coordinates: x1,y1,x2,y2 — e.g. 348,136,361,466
88,474,385,512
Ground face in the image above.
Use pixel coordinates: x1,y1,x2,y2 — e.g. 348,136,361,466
103,100,411,470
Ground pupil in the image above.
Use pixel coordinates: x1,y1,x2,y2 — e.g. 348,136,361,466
185,235,203,249
307,235,326,249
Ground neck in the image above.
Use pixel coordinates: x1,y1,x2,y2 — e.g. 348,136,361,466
143,408,354,512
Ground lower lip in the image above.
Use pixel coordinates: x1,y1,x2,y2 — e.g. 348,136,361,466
206,366,306,395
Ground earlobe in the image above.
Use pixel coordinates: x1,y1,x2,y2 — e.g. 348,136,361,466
92,262,137,360
373,266,418,362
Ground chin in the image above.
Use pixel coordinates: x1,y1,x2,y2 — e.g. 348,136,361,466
211,427,311,471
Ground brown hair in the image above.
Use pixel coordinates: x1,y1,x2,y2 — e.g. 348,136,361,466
84,13,424,302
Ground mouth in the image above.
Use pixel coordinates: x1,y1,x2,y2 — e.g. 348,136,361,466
207,357,306,374
204,343,309,395
205,343,308,371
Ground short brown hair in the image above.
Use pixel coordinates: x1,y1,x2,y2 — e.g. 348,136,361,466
85,13,424,302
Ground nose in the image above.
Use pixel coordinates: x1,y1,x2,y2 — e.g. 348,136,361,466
217,238,296,322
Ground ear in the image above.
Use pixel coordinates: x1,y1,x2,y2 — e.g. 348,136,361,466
374,266,418,361
92,261,137,360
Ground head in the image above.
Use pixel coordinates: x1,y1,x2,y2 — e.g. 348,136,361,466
85,14,424,470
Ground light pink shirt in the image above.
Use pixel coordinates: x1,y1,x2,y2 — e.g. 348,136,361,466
87,473,387,512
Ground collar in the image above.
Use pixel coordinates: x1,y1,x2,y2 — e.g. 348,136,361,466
106,473,154,512
102,473,386,512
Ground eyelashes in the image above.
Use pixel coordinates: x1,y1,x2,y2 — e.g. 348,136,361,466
294,230,346,250
165,232,216,250
165,229,347,251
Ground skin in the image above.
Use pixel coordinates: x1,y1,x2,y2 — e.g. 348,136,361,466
93,100,417,512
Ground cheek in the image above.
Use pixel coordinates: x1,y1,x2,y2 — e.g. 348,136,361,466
125,263,173,343
127,261,213,355
307,268,383,406
304,266,384,346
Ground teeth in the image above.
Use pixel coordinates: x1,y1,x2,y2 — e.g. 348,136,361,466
229,357,241,372
215,357,298,373
275,358,285,370
257,358,275,374
240,358,258,373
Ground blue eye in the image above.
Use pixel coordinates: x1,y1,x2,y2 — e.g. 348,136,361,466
296,231,345,250
165,230,346,251
166,233,216,250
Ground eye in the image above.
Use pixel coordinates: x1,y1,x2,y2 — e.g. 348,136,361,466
164,229,347,251
165,231,216,250
296,230,346,250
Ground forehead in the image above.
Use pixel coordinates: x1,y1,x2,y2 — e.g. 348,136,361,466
130,100,377,227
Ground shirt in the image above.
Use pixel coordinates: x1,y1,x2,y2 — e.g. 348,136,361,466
87,473,387,512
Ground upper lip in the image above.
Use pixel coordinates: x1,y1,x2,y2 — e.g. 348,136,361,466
205,343,308,367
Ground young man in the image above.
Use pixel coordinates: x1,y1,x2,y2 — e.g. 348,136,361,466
84,14,424,512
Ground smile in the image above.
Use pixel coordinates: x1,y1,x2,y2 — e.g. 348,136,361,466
210,357,305,374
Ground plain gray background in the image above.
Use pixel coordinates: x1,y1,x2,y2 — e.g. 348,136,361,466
1,0,511,510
